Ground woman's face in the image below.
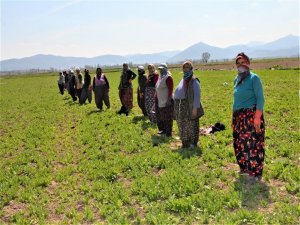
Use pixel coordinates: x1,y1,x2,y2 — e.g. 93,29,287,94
96,68,102,75
183,63,192,73
123,64,128,71
236,58,249,68
148,65,155,74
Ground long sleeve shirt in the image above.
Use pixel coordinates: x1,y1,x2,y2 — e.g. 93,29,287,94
155,75,173,107
166,77,173,97
119,69,137,89
233,72,264,111
174,78,200,108
83,74,91,88
138,74,148,93
146,73,159,87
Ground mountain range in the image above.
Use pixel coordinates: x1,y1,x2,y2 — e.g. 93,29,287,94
1,35,299,71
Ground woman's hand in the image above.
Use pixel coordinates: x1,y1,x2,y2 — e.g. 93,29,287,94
254,117,261,132
254,110,263,132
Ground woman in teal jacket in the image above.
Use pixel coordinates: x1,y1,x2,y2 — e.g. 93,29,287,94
232,52,265,181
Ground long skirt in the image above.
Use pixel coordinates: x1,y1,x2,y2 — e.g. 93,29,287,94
119,88,133,110
156,99,174,136
174,99,199,147
232,107,265,177
145,87,156,122
94,86,110,110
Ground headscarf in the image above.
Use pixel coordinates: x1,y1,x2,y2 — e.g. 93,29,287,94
138,65,145,75
148,64,156,76
235,53,250,86
122,63,129,73
96,67,102,78
183,61,193,80
235,52,250,64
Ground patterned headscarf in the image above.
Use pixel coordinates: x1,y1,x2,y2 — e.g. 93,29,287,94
183,61,193,80
148,64,156,75
235,53,250,86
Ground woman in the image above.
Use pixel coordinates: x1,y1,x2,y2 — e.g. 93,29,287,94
75,67,83,101
118,63,137,115
137,65,148,116
57,71,65,95
80,69,92,104
232,52,265,181
174,61,203,148
145,64,159,122
155,63,174,137
93,67,110,110
68,70,77,102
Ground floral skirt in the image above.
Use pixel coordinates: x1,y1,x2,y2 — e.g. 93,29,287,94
119,88,133,109
145,87,156,122
174,99,199,145
232,107,265,177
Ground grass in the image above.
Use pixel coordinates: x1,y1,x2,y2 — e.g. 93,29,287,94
0,68,299,224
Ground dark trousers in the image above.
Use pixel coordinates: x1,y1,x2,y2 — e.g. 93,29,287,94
137,90,147,116
80,87,92,104
69,87,77,101
76,88,82,101
58,83,64,95
94,86,110,110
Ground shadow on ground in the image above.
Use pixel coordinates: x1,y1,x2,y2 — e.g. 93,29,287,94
133,115,157,130
234,175,270,209
151,134,173,147
176,146,202,159
87,109,102,116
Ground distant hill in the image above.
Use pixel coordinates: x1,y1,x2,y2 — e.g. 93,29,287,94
168,34,299,62
0,35,298,71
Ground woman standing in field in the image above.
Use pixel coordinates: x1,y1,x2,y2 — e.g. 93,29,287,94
118,63,137,115
232,52,265,181
75,67,83,101
68,70,77,101
57,71,65,95
155,63,174,137
145,64,159,122
174,61,203,148
137,65,148,116
93,67,110,110
80,69,92,104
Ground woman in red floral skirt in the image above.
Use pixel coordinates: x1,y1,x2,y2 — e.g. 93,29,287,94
232,52,265,181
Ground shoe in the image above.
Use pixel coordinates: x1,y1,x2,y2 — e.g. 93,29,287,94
157,130,166,135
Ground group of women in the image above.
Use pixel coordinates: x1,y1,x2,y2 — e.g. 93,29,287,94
57,52,266,181
57,67,110,109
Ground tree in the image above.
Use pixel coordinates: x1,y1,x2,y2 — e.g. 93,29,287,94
202,52,210,64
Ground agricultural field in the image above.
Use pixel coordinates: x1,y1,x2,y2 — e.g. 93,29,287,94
0,68,299,224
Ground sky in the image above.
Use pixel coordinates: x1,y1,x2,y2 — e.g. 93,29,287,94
1,0,299,60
